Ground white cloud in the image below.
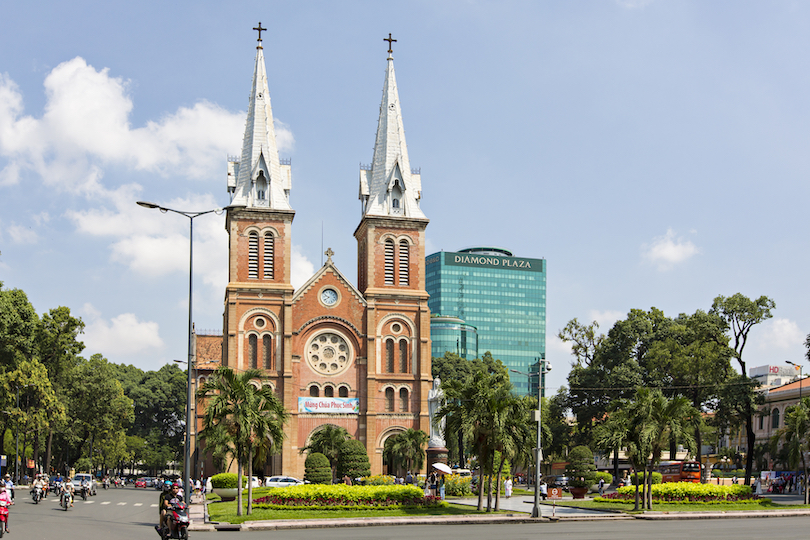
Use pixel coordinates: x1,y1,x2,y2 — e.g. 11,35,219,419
758,318,805,351
0,57,294,192
547,334,573,360
82,312,164,358
7,223,38,244
642,228,699,270
291,244,316,289
587,309,623,330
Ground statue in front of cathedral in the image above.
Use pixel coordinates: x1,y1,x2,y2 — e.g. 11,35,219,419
427,377,446,448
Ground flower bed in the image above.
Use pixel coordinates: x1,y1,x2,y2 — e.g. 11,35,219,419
596,482,757,503
252,484,442,508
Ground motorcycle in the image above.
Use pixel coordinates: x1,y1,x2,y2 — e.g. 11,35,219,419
31,486,42,504
0,500,8,537
161,503,189,540
61,490,72,511
103,480,109,490
80,486,88,501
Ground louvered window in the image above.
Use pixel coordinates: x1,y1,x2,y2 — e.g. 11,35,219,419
399,340,408,373
339,386,349,398
263,335,272,369
248,334,258,369
263,233,274,279
386,339,395,373
399,388,408,412
398,241,409,285
248,232,259,279
384,240,395,285
385,388,395,412
324,385,334,398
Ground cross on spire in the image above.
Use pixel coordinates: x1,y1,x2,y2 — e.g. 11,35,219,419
325,247,334,263
253,22,267,42
384,33,397,54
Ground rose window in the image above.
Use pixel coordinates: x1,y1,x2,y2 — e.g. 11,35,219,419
307,332,352,375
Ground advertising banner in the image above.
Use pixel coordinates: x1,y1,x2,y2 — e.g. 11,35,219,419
298,397,360,414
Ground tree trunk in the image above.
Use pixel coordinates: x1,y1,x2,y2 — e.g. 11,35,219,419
613,448,619,486
236,460,243,516
45,429,54,475
647,463,653,510
744,411,755,486
476,442,484,511
247,446,253,515
32,427,40,472
695,424,704,483
495,454,505,511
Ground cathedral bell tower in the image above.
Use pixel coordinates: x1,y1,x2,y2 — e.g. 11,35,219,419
223,25,294,386
355,36,433,461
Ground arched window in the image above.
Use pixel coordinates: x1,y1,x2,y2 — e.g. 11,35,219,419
386,339,395,373
398,240,409,285
384,239,395,285
263,335,273,370
324,385,334,398
263,232,274,279
248,232,259,279
399,340,408,373
772,408,780,429
392,198,399,209
338,386,349,398
248,334,258,369
256,172,267,200
309,385,319,397
385,388,395,412
399,388,408,412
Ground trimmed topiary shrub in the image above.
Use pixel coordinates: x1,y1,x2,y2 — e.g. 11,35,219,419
304,452,332,485
210,473,249,489
629,471,662,485
566,446,597,489
337,439,371,479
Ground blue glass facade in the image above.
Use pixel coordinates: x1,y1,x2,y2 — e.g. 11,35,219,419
426,248,547,396
430,316,479,361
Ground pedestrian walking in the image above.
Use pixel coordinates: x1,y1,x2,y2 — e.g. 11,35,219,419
504,477,513,498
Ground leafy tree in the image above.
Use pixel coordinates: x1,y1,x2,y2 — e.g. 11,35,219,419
557,318,603,367
197,367,288,515
0,283,39,369
299,425,350,482
304,452,332,484
337,439,371,480
565,445,597,488
384,428,428,477
710,293,775,485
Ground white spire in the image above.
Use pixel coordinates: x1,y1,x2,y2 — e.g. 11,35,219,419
228,36,292,210
359,46,425,219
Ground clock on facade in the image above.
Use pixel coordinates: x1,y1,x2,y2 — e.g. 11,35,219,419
321,288,338,306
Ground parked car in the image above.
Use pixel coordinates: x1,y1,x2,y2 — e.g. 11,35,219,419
264,476,304,488
543,475,569,489
250,476,261,488
135,477,148,488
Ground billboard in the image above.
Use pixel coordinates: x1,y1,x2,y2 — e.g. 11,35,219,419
298,397,360,414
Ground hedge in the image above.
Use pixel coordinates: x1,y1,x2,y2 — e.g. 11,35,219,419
363,475,396,486
210,473,249,489
252,484,441,508
598,482,755,503
445,474,473,496
628,472,662,485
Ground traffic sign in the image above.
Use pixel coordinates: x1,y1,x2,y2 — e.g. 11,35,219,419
549,487,563,500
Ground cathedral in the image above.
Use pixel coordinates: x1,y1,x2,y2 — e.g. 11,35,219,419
194,30,432,480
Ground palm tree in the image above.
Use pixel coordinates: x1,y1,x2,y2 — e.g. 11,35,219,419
492,395,532,511
197,367,288,516
770,397,810,504
385,428,428,476
299,425,350,482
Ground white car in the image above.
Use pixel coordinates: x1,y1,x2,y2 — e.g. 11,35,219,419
250,476,261,488
264,476,304,488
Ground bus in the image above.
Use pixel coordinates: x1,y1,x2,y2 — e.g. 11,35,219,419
657,461,702,483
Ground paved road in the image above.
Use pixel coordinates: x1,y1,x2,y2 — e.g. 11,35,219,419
10,485,162,540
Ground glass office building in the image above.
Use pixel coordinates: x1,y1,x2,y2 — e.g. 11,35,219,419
426,247,547,396
430,315,479,361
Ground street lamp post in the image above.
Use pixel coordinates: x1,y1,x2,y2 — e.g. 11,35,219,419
137,201,221,500
510,359,552,519
787,361,803,402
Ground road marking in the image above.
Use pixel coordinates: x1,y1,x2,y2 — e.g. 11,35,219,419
150,504,158,508
101,501,111,505
117,502,127,506
84,500,94,504
134,503,143,507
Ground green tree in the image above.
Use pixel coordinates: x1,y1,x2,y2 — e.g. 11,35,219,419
557,318,603,367
384,428,428,477
0,283,39,369
337,439,371,479
710,293,775,485
299,425,350,482
565,445,597,488
303,452,332,484
197,367,288,515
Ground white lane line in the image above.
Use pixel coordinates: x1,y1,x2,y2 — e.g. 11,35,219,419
150,504,158,507
101,501,111,505
134,503,143,507
84,500,95,504
117,502,127,506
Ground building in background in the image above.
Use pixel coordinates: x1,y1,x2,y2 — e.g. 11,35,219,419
425,247,546,396
430,315,478,361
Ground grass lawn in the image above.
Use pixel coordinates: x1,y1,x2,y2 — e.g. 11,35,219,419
207,500,524,524
546,497,810,513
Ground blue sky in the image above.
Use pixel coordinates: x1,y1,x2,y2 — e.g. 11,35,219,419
1,1,808,393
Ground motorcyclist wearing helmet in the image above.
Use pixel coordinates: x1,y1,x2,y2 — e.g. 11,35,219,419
156,482,184,537
61,477,75,507
0,485,13,533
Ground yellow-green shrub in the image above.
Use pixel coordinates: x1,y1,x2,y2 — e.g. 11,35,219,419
252,484,440,508
599,482,753,502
